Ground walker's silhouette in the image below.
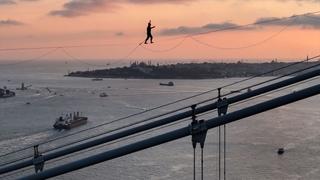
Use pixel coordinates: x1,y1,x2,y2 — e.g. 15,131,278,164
145,20,155,44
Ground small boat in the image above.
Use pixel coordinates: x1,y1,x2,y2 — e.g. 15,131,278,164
0,88,15,98
277,148,285,155
53,112,88,130
99,92,108,97
159,81,174,86
92,78,103,81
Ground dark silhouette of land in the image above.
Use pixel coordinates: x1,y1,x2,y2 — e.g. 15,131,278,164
67,61,318,79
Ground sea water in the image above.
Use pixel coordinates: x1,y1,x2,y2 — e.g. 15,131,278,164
0,61,319,180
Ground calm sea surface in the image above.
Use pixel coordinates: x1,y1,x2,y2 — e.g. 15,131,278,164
0,61,319,180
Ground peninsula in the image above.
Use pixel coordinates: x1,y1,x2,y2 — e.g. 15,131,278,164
67,61,317,79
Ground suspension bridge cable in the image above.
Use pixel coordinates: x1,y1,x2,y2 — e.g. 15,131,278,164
12,83,320,180
1,56,319,168
0,9,319,176
4,57,320,153
0,97,196,160
122,42,143,59
196,58,320,106
188,16,296,50
1,117,191,179
6,76,318,178
198,75,320,180
60,41,143,67
197,76,320,119
220,56,319,88
0,35,184,52
139,36,188,53
2,74,319,177
1,54,319,162
0,43,136,52
188,11,320,37
60,48,109,67
0,102,195,166
0,48,59,66
5,75,318,179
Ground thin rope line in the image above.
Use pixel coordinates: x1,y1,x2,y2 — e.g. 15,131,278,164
189,16,297,50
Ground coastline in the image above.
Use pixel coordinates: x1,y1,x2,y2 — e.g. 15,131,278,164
66,61,317,79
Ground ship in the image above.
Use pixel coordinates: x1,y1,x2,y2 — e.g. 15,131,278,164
0,87,15,98
53,112,88,130
91,78,103,81
16,83,32,90
99,92,108,97
159,81,174,86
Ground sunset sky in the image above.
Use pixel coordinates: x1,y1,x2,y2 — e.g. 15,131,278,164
0,0,320,62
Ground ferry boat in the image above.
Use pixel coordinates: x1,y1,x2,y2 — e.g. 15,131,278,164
53,112,88,130
0,87,15,98
99,92,108,97
91,78,103,81
159,81,174,86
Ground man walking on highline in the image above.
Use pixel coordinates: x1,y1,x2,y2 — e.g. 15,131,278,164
145,20,155,44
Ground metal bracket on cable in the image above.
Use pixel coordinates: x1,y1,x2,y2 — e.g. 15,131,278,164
217,93,228,116
33,145,45,174
189,104,208,180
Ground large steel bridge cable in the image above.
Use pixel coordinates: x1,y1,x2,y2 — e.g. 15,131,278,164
5,61,318,177
1,67,319,176
0,11,320,157
5,61,319,178
0,54,319,163
197,76,320,119
0,58,318,172
5,76,290,179
17,83,320,179
197,58,320,106
6,73,312,179
0,9,318,176
2,56,320,162
1,117,190,179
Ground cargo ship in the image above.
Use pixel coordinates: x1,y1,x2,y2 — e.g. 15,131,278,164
53,112,88,130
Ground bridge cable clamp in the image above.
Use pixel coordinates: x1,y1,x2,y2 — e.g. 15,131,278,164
189,104,208,180
189,104,208,149
217,97,229,116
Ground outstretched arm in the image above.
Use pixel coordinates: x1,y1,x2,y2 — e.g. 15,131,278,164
151,26,156,29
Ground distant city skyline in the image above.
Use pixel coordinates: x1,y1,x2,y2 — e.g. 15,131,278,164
0,0,320,61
